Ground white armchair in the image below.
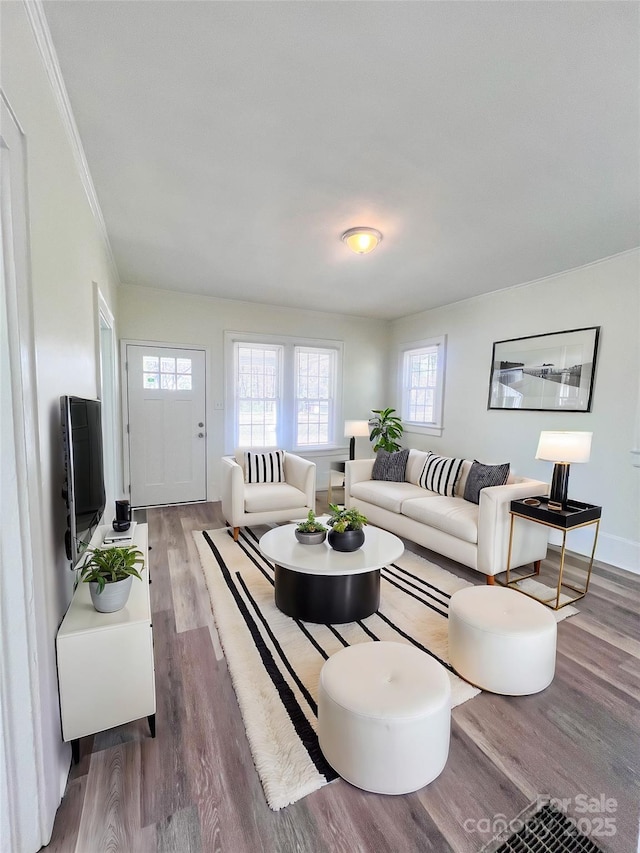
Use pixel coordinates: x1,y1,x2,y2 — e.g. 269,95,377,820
221,450,316,540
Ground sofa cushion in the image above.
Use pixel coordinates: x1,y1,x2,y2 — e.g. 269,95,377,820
350,480,430,514
372,448,410,482
402,496,479,544
454,459,474,498
463,461,510,504
406,449,430,485
418,452,465,497
243,449,285,483
244,482,306,512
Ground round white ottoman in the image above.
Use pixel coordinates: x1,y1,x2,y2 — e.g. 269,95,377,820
448,586,557,695
317,641,451,795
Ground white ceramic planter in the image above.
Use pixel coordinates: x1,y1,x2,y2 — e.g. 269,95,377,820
89,576,133,613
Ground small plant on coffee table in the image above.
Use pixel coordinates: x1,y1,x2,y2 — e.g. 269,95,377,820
327,504,368,533
296,510,326,534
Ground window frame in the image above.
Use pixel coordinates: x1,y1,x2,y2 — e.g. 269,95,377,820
224,331,343,453
398,335,447,437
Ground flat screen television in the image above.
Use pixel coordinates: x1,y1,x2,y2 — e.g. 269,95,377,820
60,396,106,567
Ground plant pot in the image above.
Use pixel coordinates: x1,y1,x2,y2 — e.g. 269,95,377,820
89,576,133,613
295,529,327,545
328,528,365,552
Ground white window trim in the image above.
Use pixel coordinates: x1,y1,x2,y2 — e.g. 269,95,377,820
398,335,446,437
224,331,344,454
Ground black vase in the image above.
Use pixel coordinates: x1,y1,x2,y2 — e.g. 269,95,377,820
328,528,365,552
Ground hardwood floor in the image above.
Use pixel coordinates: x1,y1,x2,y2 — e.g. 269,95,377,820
44,499,640,852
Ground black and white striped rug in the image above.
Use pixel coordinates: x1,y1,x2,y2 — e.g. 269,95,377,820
193,526,482,810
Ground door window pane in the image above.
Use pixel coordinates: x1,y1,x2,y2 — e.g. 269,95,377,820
143,356,159,372
143,354,193,391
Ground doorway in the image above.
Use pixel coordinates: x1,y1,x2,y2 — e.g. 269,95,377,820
124,343,207,506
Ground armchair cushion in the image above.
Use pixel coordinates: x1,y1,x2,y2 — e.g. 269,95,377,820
244,482,308,513
244,449,285,484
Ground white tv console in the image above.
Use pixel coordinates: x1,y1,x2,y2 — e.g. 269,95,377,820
56,522,156,763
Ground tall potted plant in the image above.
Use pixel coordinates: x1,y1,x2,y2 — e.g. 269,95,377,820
327,504,368,552
369,407,403,452
80,545,145,613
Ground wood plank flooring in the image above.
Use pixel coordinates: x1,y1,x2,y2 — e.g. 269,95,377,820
43,499,640,853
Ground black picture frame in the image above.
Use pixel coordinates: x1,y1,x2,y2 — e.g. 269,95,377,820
487,326,600,412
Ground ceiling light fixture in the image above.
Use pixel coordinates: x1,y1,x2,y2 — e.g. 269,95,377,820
341,227,383,255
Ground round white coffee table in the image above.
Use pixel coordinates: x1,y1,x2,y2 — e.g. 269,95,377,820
259,523,404,623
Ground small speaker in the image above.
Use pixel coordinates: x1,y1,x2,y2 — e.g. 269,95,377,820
113,500,131,531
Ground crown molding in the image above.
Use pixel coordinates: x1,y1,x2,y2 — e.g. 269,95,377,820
22,0,121,284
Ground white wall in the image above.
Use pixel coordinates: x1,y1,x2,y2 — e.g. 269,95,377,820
390,250,640,572
117,285,389,495
1,2,120,845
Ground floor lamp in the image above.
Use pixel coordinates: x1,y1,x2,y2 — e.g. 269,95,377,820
344,420,371,461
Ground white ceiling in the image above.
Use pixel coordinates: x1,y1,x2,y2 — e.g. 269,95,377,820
43,1,639,320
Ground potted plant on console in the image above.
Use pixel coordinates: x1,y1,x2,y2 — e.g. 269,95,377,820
369,407,403,452
80,545,145,613
327,504,368,552
295,510,327,545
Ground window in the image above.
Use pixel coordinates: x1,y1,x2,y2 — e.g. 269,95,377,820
226,333,342,451
295,347,336,447
400,336,446,435
142,355,192,391
235,344,281,446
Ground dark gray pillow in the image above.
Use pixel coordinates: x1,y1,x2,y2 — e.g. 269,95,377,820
372,448,410,482
463,460,510,504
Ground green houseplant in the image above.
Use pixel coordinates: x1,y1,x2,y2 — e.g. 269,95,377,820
295,510,327,545
327,504,368,552
80,545,145,613
369,407,404,453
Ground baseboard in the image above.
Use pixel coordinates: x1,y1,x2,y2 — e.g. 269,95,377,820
548,529,639,575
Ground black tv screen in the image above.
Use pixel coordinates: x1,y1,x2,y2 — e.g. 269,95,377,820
61,396,106,567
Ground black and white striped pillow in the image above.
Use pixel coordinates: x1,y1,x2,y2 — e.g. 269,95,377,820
244,450,285,484
419,452,464,497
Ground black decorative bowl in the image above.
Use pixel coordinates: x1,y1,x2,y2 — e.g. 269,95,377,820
328,528,365,552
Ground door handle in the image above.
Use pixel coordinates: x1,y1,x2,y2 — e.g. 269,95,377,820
198,432,205,438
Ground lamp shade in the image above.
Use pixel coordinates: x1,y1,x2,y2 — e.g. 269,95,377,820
535,431,592,464
344,420,371,438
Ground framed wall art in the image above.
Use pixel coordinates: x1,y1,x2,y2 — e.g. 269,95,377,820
487,326,600,412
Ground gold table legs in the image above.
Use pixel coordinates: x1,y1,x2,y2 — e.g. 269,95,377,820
503,513,601,610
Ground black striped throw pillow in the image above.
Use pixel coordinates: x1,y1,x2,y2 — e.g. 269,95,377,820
418,452,464,497
463,460,510,504
244,450,285,484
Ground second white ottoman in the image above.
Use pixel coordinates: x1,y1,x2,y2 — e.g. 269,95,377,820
448,586,557,695
318,641,451,795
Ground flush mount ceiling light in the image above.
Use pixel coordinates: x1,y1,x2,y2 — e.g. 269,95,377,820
341,227,383,255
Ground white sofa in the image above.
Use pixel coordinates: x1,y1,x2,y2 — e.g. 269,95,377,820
346,450,549,582
221,450,316,540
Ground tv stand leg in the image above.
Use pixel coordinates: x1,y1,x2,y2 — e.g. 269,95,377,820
148,713,156,738
71,739,80,765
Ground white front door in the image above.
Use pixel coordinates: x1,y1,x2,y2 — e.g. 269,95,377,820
126,344,207,506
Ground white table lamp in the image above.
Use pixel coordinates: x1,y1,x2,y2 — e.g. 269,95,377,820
535,430,592,510
344,420,370,461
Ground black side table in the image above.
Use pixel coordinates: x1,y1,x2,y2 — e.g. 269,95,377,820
503,496,602,610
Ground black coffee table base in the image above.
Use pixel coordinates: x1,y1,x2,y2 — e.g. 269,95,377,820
274,565,380,624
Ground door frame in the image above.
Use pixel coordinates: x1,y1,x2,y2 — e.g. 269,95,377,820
120,338,211,506
96,285,119,506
